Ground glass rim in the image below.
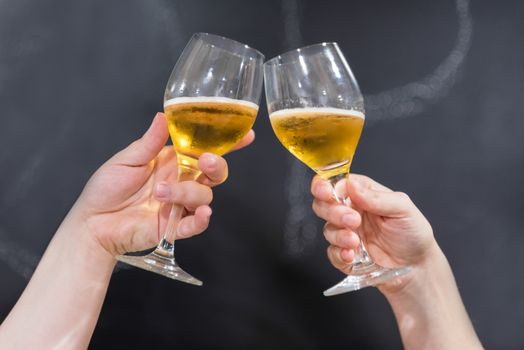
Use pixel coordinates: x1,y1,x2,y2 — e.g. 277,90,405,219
264,42,339,66
193,32,265,60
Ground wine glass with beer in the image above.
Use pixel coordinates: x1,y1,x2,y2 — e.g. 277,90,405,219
116,33,264,285
264,43,410,295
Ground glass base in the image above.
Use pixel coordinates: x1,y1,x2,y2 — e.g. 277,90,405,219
116,252,203,286
323,262,411,296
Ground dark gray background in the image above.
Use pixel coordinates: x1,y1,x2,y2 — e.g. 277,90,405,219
0,0,523,349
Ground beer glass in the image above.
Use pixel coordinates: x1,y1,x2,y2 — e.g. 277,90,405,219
264,43,410,295
117,33,264,285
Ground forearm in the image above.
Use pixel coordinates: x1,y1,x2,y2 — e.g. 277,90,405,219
383,245,483,350
0,207,115,349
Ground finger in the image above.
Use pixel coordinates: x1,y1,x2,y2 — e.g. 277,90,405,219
327,245,355,273
348,177,413,217
196,153,228,187
176,205,212,239
109,113,168,166
323,224,360,250
312,200,361,230
348,174,393,193
154,181,213,208
311,176,336,202
228,129,255,153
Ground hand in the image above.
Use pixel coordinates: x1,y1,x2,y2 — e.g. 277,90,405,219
312,174,483,348
311,174,437,294
69,112,254,258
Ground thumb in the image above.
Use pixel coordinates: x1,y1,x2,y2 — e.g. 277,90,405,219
109,113,169,166
348,176,413,218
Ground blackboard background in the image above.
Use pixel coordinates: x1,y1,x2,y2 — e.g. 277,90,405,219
1,0,523,349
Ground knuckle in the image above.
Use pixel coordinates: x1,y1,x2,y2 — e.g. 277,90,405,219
310,181,317,196
324,222,336,232
311,186,318,198
311,176,322,196
312,200,323,216
331,246,342,262
323,226,334,243
396,191,411,202
395,191,412,210
324,224,340,246
322,222,330,235
329,205,345,225
327,246,344,268
335,231,347,247
327,246,336,263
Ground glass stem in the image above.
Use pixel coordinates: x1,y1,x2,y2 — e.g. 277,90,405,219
153,156,201,259
328,173,372,267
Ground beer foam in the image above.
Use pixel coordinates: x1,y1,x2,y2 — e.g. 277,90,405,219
270,107,365,120
164,96,259,110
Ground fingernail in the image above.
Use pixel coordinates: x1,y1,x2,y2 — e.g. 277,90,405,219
342,249,355,262
204,153,218,169
342,212,357,227
155,182,171,198
321,182,333,195
341,234,353,248
201,206,213,218
313,181,327,197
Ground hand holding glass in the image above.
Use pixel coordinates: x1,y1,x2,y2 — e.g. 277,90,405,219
264,43,410,295
116,33,264,285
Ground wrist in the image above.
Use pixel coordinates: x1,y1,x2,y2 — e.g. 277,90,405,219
379,241,446,300
379,242,484,349
56,205,117,274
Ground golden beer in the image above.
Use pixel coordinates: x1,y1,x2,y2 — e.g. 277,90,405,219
270,108,364,179
165,97,258,167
